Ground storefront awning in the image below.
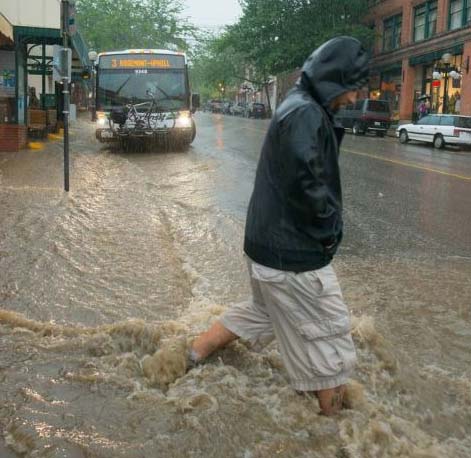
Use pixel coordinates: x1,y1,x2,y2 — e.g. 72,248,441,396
14,26,62,46
13,26,90,68
409,44,464,66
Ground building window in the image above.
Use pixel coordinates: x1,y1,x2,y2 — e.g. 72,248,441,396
383,14,402,51
0,51,17,124
449,0,471,30
414,1,438,41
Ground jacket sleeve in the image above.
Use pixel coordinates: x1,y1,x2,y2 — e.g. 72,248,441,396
280,105,340,244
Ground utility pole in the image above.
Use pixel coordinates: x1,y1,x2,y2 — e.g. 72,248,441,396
60,0,71,192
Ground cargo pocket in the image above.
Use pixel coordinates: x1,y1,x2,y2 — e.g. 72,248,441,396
298,316,356,377
293,265,341,300
314,265,342,297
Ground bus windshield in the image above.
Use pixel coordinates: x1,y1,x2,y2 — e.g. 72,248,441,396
97,69,187,112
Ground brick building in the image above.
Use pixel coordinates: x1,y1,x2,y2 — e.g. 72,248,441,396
366,0,471,122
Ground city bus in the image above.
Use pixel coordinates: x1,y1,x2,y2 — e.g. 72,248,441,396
94,49,199,149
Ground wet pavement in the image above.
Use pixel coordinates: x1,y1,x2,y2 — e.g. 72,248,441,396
0,113,470,457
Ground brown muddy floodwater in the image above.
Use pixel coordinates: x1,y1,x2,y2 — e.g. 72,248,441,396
0,119,470,457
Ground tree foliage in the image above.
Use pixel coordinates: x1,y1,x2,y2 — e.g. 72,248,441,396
189,32,246,101
76,0,195,52
190,0,374,96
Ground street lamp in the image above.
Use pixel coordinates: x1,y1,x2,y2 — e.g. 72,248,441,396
218,81,225,99
432,52,461,114
88,50,98,121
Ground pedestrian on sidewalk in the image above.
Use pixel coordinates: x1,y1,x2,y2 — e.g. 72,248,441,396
418,100,426,119
176,37,368,416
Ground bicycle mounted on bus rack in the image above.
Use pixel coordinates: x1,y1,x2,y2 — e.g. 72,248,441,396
108,90,185,148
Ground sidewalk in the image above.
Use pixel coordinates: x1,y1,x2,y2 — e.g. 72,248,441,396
0,115,97,191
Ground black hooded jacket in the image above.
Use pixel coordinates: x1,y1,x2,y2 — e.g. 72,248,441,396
244,36,369,272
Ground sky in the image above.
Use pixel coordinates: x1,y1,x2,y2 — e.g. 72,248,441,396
181,0,241,30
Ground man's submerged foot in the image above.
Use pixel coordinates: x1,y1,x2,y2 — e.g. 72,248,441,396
295,385,349,416
187,348,202,370
142,338,201,389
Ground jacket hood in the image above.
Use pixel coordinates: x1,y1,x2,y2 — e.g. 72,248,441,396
298,36,369,109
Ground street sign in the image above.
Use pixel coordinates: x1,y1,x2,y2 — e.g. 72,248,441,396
52,45,71,83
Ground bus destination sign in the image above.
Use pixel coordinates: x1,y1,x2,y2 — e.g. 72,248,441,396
99,54,185,70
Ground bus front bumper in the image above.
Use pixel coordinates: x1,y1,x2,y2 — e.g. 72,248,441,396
96,127,194,143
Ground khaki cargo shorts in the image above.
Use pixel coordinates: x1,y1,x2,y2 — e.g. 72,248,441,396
220,258,356,391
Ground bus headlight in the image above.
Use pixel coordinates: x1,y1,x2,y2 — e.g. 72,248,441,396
175,111,192,128
96,112,108,127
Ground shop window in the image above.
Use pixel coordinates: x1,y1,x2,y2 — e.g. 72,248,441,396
449,0,471,29
0,51,17,124
383,14,402,51
414,1,438,41
380,69,402,119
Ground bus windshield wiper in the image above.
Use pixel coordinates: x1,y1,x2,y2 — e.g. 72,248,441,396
115,75,132,96
148,85,184,103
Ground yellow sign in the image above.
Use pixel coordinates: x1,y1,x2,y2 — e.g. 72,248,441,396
111,58,171,69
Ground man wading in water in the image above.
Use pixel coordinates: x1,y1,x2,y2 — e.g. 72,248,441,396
167,37,368,416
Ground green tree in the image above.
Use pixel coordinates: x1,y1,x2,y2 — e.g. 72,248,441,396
189,32,246,101
190,0,373,103
76,0,195,52
211,0,373,78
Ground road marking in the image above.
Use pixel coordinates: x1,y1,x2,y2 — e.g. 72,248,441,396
242,126,267,134
343,148,471,181
240,123,471,181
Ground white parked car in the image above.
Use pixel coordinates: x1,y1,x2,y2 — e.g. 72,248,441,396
396,114,471,149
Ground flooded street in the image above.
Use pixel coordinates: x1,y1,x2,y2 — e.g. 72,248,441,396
0,113,470,457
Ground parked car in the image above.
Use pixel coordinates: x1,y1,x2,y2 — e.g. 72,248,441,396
230,103,247,116
201,102,212,112
247,102,267,119
396,114,471,149
209,99,224,113
337,99,392,137
222,101,233,115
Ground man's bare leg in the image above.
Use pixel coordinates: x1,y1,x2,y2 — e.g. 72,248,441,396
190,320,239,362
315,385,347,416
